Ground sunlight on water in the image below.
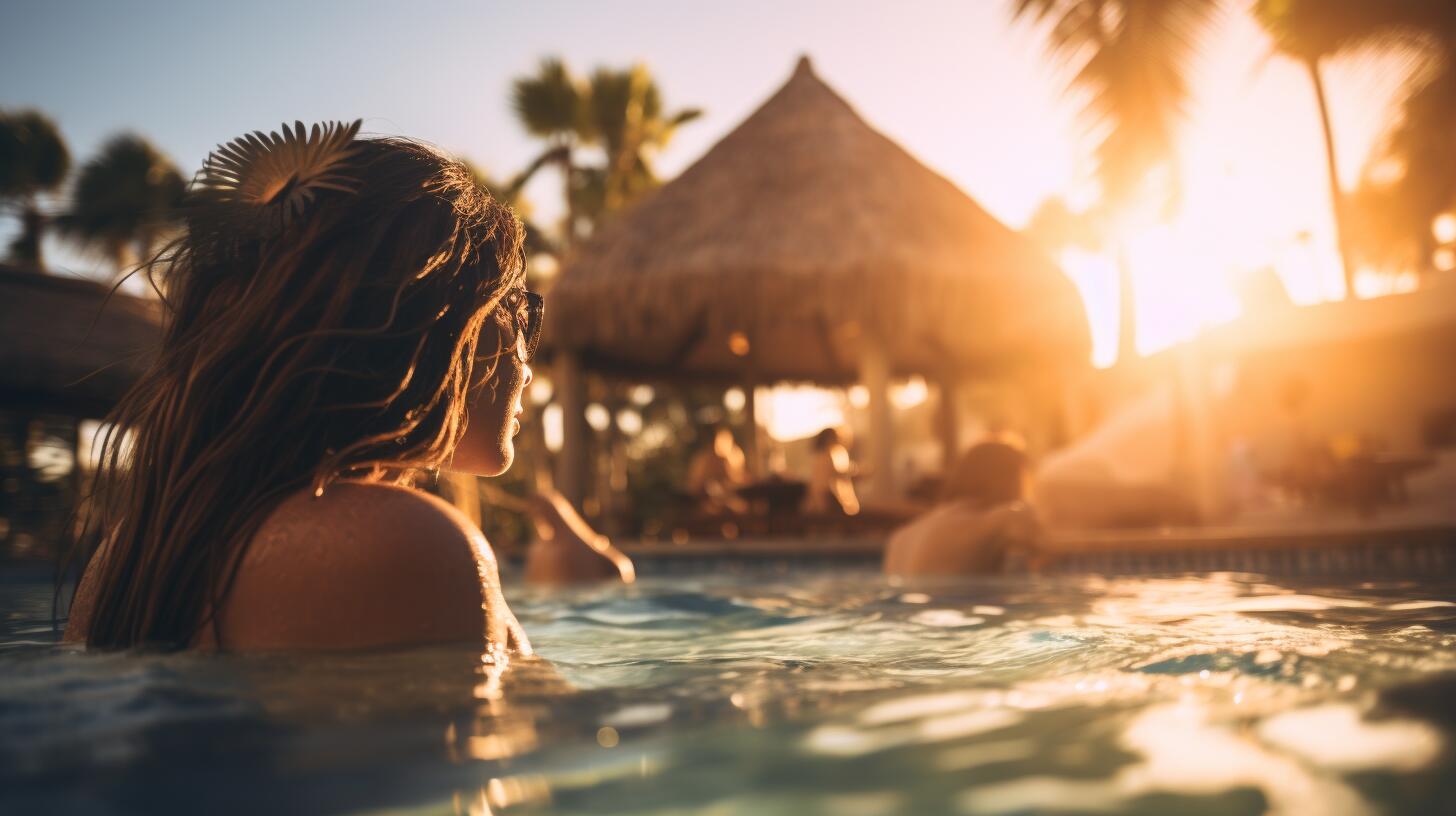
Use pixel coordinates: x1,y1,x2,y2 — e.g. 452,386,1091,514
2,568,1454,814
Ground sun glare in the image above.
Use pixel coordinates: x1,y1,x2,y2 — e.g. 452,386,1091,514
1127,224,1244,352
759,386,845,442
890,376,929,411
1434,213,1456,245
1018,9,1418,366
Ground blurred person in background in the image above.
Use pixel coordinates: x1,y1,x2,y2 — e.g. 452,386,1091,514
803,427,860,516
686,425,749,513
884,440,1040,577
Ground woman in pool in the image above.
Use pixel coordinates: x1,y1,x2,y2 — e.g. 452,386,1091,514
66,121,609,652
883,439,1041,577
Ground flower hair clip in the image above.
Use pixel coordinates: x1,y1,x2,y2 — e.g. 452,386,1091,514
190,120,363,244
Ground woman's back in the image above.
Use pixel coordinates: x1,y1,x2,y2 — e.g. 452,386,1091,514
66,483,528,652
883,440,1038,578
883,499,1036,577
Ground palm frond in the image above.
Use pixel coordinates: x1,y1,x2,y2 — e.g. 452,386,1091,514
193,119,361,234
57,133,184,270
0,109,71,197
510,59,702,235
511,58,587,140
1016,0,1216,211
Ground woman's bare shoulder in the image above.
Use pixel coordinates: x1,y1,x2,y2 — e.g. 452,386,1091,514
260,481,485,547
884,500,1038,578
211,482,506,651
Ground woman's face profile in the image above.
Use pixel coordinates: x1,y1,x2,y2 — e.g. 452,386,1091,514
454,321,532,477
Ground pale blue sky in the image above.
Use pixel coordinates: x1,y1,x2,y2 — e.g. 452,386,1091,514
1,1,1073,260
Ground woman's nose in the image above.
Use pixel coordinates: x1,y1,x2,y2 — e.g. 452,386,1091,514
522,361,534,388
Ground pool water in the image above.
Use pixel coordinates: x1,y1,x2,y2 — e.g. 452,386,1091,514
2,565,1454,815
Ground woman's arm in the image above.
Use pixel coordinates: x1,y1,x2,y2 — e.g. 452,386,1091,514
523,490,635,586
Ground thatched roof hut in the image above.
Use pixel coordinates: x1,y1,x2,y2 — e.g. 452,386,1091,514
0,264,160,417
548,56,1090,384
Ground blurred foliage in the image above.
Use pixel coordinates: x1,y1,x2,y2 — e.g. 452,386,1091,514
1252,0,1432,292
0,109,71,267
0,412,81,562
510,58,701,246
1258,0,1456,279
1020,0,1456,287
1354,10,1456,274
1013,0,1218,360
1013,0,1218,215
461,160,556,258
0,111,70,197
465,381,748,550
57,134,185,278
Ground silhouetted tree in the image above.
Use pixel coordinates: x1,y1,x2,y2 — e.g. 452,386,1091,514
1013,0,1219,361
511,58,589,248
1253,0,1398,295
0,110,71,269
58,134,184,279
1352,2,1456,276
511,59,700,247
579,65,701,222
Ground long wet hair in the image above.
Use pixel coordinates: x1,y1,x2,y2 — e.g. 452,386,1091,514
73,134,526,649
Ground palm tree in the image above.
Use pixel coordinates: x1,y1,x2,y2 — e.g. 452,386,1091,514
1256,0,1456,286
1013,0,1218,362
510,59,700,246
1347,177,1426,275
58,134,185,279
1379,62,1456,274
582,65,701,219
511,58,588,248
1253,0,1393,297
1354,3,1456,277
0,110,70,269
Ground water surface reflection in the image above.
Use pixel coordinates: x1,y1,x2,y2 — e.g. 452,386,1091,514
1,569,1452,814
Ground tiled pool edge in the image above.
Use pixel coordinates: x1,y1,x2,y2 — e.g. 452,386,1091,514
610,522,1456,578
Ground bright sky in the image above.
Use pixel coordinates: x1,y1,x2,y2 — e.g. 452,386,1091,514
1,0,1414,371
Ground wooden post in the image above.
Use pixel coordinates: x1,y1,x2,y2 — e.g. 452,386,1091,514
1177,342,1222,523
936,375,960,472
554,350,589,506
860,336,896,499
743,384,761,479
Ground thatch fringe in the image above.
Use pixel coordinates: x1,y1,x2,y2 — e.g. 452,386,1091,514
0,264,161,415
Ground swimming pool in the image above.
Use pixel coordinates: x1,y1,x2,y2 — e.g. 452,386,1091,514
2,564,1453,815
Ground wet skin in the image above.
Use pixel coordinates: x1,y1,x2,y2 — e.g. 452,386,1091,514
204,324,537,652
67,325,536,653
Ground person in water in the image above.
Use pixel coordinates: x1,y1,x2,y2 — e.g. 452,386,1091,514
803,427,860,516
65,121,615,653
524,489,637,586
883,440,1040,577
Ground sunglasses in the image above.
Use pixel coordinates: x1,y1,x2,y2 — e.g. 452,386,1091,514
502,289,544,363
